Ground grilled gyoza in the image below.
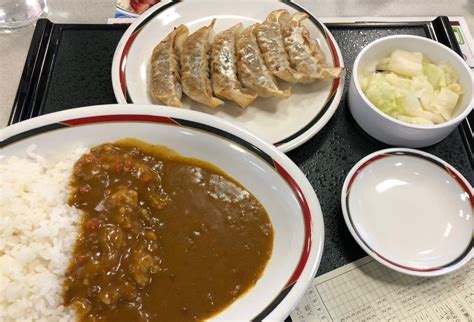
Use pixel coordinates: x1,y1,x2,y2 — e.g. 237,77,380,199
255,10,306,83
283,12,343,83
150,25,189,107
181,19,224,108
236,24,290,98
211,23,257,108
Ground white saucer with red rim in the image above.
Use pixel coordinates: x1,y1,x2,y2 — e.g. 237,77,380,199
341,148,473,277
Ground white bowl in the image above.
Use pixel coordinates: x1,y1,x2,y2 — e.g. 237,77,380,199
348,35,474,147
341,148,473,277
0,104,324,321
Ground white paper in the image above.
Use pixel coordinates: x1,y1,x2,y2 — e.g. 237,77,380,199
290,257,473,321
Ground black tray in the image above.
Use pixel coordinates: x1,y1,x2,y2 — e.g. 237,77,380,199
9,17,474,279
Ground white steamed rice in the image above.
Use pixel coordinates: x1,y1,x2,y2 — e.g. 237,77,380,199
0,145,85,321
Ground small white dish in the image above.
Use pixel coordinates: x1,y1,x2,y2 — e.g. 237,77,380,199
111,0,345,152
348,35,474,148
341,148,473,276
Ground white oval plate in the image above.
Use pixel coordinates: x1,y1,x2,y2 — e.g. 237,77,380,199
0,104,324,321
341,148,473,277
111,0,345,152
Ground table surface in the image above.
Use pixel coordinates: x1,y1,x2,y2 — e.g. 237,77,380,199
0,0,473,128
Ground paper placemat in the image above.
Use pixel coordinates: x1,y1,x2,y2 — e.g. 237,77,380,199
291,256,473,321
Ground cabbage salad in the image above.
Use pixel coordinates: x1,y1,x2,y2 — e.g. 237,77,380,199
360,50,464,125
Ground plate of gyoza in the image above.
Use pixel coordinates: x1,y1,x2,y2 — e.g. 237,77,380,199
112,0,345,152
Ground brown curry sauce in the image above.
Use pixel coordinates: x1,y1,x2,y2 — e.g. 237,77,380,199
63,139,273,321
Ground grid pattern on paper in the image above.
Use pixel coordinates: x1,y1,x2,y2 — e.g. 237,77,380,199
291,258,473,322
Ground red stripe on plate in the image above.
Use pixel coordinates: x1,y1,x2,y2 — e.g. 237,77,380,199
273,161,313,287
325,31,342,101
346,154,388,193
119,30,142,98
60,114,179,126
325,30,341,68
329,77,340,98
445,166,474,207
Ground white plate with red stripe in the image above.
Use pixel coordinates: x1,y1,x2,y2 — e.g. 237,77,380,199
341,148,473,277
111,0,345,152
0,104,324,320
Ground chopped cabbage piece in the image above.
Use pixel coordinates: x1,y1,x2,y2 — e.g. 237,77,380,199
440,64,459,85
386,50,423,77
418,110,445,124
360,74,369,91
360,50,463,125
375,57,391,71
411,76,435,109
395,90,423,116
432,87,460,121
397,115,435,125
363,73,398,114
423,63,444,89
384,72,412,90
447,83,463,94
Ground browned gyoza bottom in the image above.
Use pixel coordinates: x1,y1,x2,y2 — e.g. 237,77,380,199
64,139,273,322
